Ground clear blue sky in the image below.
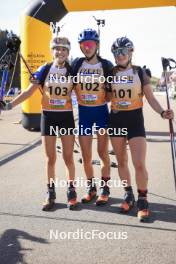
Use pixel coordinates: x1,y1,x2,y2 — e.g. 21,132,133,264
0,1,175,77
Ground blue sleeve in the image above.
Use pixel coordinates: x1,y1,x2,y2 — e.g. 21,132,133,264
71,57,85,76
32,64,48,83
107,60,114,71
71,58,80,68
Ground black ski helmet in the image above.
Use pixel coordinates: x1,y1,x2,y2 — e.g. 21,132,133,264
111,37,134,55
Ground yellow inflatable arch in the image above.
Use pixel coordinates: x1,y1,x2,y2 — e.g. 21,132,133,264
21,0,175,130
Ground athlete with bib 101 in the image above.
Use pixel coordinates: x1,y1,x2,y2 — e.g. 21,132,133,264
108,37,174,221
72,29,113,205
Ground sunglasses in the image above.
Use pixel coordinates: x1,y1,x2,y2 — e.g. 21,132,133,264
80,41,97,49
113,47,130,57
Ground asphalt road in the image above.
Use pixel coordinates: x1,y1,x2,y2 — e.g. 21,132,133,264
0,94,176,264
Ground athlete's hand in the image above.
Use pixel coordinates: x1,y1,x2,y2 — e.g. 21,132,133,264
0,100,6,110
0,100,12,111
162,109,174,119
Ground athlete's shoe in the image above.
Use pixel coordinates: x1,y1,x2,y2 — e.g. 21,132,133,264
137,197,149,222
42,184,56,211
120,190,135,213
96,177,110,206
67,185,77,210
81,179,97,203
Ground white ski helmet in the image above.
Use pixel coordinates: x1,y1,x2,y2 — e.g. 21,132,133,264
50,37,71,51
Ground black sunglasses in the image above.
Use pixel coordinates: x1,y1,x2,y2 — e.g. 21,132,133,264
113,47,129,56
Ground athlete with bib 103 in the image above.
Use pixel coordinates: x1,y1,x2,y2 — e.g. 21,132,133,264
72,29,113,205
108,37,174,221
0,37,78,211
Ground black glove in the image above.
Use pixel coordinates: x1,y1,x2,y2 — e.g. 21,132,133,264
0,100,12,110
0,100,6,110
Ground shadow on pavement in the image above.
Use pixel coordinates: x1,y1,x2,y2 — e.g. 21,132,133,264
0,229,48,264
0,198,175,232
77,197,176,225
146,138,170,143
47,202,83,212
0,142,30,146
148,202,176,224
149,192,176,202
0,139,41,166
146,130,175,142
146,131,175,137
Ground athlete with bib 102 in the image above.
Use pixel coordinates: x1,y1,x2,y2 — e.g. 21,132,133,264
0,37,78,211
108,37,174,221
72,29,113,205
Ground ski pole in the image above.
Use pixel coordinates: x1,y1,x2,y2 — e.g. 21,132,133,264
161,57,176,191
0,67,9,115
19,52,43,94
